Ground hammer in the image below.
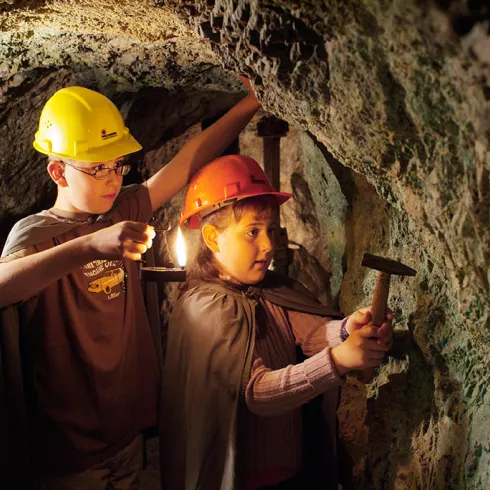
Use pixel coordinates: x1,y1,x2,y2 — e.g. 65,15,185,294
359,253,416,382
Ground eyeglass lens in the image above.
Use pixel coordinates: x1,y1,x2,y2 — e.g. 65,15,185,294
95,164,130,179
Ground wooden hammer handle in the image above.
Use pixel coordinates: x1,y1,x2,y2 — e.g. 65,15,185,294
358,272,391,384
371,272,391,326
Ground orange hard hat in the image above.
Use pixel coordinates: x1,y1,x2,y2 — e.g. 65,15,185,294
181,154,291,228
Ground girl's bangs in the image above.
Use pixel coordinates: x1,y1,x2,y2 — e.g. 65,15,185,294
232,195,280,222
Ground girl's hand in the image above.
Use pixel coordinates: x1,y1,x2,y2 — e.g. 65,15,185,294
239,75,253,92
377,309,393,351
346,307,393,351
345,307,371,335
331,325,386,376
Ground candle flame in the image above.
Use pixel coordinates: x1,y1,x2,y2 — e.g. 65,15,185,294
176,226,187,267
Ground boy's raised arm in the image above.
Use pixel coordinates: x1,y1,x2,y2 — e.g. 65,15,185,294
145,79,261,212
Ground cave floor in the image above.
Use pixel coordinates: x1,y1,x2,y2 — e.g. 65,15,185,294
142,437,160,489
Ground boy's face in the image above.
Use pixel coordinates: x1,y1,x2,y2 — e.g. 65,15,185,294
59,157,125,215
214,210,277,285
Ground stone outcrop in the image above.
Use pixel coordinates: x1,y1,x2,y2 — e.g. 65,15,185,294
0,0,488,488
162,2,490,487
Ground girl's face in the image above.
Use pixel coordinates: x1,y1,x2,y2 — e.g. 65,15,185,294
214,210,277,285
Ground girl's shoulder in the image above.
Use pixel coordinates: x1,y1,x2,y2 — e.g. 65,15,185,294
170,283,254,341
175,282,250,321
185,279,245,296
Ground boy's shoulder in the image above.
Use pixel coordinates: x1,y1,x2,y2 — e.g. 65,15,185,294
1,211,80,258
2,184,144,258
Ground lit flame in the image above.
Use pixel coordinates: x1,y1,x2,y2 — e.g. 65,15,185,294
175,226,187,267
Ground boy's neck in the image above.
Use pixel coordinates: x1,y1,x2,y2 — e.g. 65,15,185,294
48,207,94,222
50,196,94,222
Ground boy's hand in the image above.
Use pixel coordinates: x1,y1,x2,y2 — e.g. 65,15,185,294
89,221,156,261
239,75,260,106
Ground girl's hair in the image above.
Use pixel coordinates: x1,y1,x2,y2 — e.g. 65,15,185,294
184,195,279,286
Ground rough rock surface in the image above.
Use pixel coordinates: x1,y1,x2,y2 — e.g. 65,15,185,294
162,1,490,487
0,0,488,488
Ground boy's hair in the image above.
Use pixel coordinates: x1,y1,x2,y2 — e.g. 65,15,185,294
185,195,279,285
47,156,77,165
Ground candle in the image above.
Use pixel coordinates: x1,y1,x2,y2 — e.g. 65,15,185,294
140,225,187,283
176,226,187,267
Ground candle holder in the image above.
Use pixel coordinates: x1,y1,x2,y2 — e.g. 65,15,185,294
140,266,186,283
140,217,187,283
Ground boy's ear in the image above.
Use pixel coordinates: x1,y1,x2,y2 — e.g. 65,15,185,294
47,160,68,187
201,224,220,253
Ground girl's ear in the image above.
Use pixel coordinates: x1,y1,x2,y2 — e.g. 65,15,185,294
202,224,220,253
47,160,68,187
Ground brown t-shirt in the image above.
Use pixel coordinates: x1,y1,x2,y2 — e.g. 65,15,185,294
2,185,159,474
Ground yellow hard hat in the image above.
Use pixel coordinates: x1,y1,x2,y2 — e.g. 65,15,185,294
33,86,142,162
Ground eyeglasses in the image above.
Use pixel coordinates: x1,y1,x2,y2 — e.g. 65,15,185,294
62,160,131,180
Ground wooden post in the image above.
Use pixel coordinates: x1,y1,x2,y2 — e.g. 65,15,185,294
257,116,290,275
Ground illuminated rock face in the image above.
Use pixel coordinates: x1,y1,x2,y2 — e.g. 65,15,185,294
0,1,489,488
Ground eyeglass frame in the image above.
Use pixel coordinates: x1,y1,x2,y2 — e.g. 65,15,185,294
61,159,131,180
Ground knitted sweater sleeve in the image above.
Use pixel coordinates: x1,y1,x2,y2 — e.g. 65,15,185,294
245,302,343,416
245,350,343,416
286,308,347,356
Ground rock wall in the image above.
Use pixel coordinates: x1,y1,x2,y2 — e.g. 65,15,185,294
162,1,490,487
0,0,488,488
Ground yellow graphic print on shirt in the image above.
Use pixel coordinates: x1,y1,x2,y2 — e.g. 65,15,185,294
82,260,127,299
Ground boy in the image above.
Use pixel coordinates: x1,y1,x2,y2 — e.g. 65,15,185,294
0,80,260,489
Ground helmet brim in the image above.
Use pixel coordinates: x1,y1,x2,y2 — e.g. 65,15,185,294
181,190,292,229
34,134,142,163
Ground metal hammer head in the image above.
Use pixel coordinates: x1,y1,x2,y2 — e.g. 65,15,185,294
361,253,416,276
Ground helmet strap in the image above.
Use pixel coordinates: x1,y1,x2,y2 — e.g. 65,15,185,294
197,197,239,220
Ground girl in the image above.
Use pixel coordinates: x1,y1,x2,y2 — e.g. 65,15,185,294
160,155,392,490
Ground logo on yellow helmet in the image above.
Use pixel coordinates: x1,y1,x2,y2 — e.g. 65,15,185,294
101,129,117,141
